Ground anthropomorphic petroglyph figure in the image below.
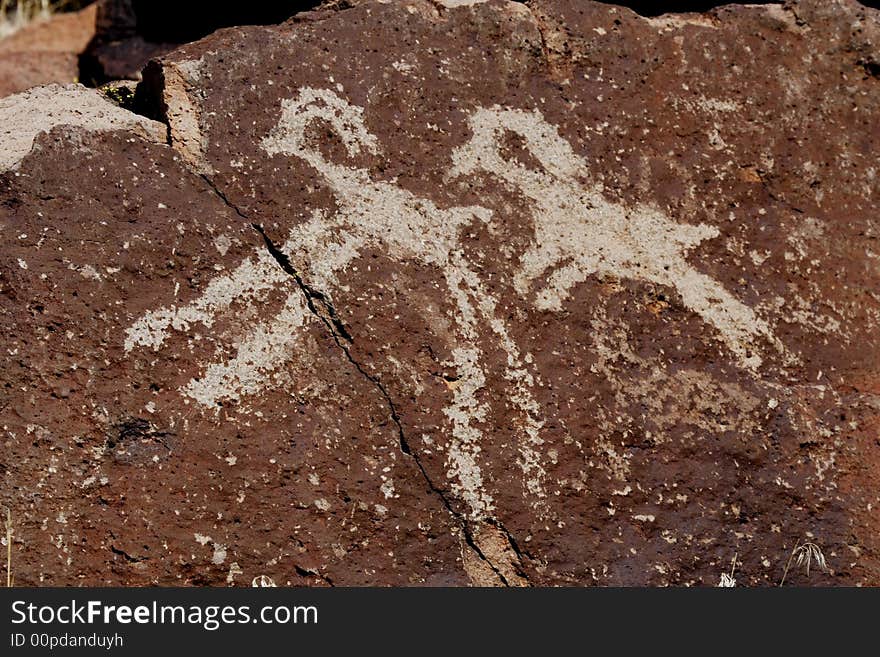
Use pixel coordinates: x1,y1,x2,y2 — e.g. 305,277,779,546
126,88,549,519
449,106,785,370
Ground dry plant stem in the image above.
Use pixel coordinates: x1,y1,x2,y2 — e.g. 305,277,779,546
5,508,11,588
779,538,801,587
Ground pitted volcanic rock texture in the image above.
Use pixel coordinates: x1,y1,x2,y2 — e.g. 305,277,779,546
2,0,879,586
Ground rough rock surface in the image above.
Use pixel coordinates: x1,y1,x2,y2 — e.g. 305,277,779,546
1,0,879,586
0,3,97,97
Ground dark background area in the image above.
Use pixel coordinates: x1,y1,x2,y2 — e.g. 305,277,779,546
130,1,323,44
124,0,880,34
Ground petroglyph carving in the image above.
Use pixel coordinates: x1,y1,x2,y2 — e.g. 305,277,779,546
123,235,313,406
449,106,785,370
260,88,548,519
125,89,783,519
127,88,548,519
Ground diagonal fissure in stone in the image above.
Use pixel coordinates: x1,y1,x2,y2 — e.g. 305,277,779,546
252,222,518,587
197,172,516,585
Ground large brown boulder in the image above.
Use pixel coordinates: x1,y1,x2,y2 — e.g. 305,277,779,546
1,0,879,586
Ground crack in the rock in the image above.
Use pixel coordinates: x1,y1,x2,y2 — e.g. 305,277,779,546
252,224,354,342
521,1,575,84
522,1,550,57
756,170,807,215
110,545,147,563
293,564,335,587
253,223,516,587
486,516,531,574
197,173,516,586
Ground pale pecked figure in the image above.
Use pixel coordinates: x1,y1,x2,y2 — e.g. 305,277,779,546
126,88,550,520
449,105,787,371
125,87,786,523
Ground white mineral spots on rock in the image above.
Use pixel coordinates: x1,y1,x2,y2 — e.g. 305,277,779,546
787,215,825,259
380,478,396,499
211,544,227,565
0,84,166,171
391,59,415,73
213,234,232,256
692,97,741,114
75,263,103,280
226,563,243,584
449,105,785,370
765,292,842,337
